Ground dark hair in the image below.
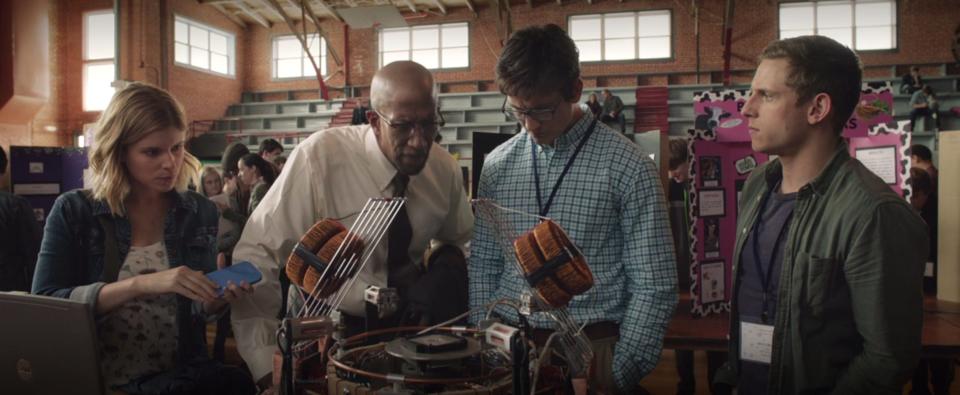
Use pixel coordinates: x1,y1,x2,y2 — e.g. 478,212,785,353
0,146,7,175
259,138,283,155
922,85,934,97
273,155,287,168
222,141,250,174
909,167,933,196
909,144,933,162
496,24,580,100
759,35,862,134
239,153,277,185
668,139,689,170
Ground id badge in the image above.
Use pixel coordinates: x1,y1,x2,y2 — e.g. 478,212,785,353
740,321,774,364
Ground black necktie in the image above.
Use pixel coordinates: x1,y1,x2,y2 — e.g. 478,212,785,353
388,175,415,292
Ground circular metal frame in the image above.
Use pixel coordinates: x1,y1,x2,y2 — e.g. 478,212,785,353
327,326,511,386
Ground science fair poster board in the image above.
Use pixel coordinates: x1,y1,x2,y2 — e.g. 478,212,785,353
687,135,769,315
687,83,904,316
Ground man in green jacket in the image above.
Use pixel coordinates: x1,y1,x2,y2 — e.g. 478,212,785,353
714,35,928,395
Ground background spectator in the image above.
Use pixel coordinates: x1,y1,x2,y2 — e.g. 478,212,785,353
910,86,940,131
601,89,626,133
901,66,924,95
0,146,41,292
201,166,223,198
586,92,602,118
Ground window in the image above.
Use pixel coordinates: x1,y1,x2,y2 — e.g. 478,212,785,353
569,10,671,62
779,0,896,50
273,34,327,79
379,22,469,69
174,16,235,76
83,10,115,112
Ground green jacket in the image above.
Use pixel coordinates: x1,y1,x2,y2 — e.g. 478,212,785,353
715,142,928,394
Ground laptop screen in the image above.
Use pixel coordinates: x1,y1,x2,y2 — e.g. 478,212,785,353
0,292,104,394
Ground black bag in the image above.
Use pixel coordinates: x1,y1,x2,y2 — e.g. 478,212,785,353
116,359,256,395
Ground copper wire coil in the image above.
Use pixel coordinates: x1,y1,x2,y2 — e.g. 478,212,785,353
301,231,366,298
514,220,594,308
285,219,346,287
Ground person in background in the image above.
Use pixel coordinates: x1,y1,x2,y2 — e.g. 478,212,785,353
272,155,287,174
907,167,953,395
237,154,277,216
258,139,283,163
351,97,370,125
601,89,626,133
31,82,254,393
900,66,924,95
909,144,938,187
909,86,940,132
586,92,603,119
715,35,927,394
201,166,223,199
216,142,251,247
0,145,42,292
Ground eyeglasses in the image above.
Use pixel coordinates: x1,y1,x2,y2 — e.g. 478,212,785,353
373,108,445,140
502,98,563,122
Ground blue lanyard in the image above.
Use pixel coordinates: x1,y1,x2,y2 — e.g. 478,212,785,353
531,119,598,218
750,188,793,324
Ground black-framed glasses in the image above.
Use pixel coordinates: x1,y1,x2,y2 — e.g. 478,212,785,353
501,98,563,122
372,108,445,139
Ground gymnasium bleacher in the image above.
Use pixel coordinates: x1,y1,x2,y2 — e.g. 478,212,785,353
199,72,960,168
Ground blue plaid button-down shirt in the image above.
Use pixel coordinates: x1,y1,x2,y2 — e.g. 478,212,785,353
469,112,677,389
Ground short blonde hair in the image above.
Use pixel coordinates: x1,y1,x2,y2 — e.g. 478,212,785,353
200,166,223,197
88,82,200,215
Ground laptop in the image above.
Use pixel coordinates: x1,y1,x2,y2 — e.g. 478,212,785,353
0,292,104,394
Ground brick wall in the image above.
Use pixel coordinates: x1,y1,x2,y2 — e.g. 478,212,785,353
165,0,245,124
6,0,959,151
18,0,245,151
243,0,958,93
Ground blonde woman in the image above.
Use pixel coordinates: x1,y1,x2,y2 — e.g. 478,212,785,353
200,166,224,198
32,83,254,394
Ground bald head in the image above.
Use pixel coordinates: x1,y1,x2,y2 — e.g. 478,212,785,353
367,61,440,176
370,61,436,114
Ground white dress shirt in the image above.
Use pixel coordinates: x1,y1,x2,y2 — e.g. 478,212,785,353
230,125,474,379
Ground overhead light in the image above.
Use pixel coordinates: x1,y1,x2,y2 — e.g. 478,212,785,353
44,125,57,132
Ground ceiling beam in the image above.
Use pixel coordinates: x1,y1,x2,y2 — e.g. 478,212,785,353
402,0,418,13
464,0,476,13
431,0,447,14
234,0,271,28
211,3,246,27
266,0,329,99
308,0,343,23
253,0,287,21
301,0,344,64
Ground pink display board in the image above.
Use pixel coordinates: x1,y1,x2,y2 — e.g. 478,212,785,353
688,138,769,315
693,90,750,143
686,84,906,317
691,82,895,142
844,82,895,138
849,121,913,198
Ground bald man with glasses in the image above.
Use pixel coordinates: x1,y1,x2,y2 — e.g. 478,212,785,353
230,61,473,388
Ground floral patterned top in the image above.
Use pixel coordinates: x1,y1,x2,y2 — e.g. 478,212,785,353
98,241,179,388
